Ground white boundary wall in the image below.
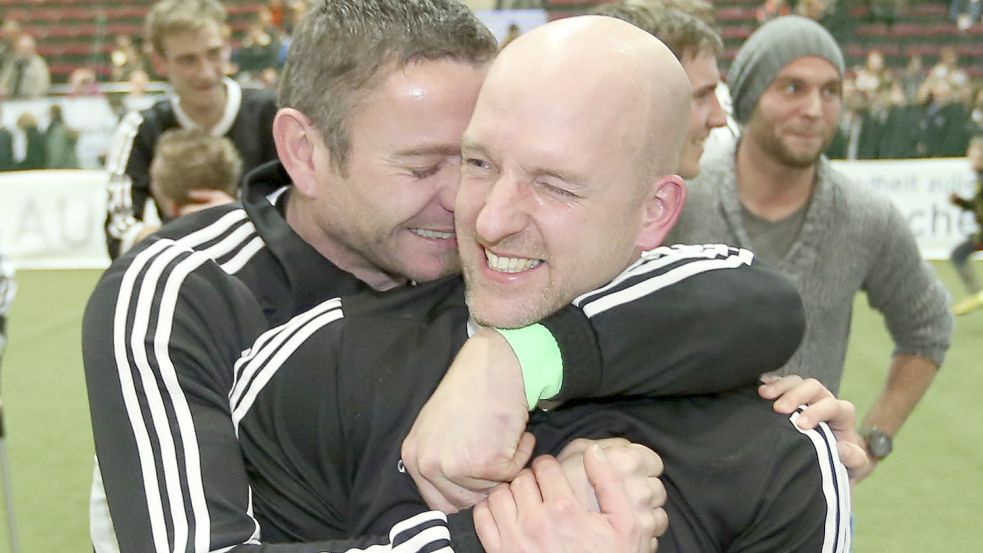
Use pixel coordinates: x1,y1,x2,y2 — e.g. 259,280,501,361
0,159,979,270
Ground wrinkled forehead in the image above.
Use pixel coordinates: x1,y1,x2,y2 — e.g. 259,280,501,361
466,17,689,175
472,58,650,153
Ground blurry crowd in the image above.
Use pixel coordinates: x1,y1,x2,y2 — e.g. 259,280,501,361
0,0,314,100
0,103,78,171
0,18,50,99
828,46,981,159
757,0,983,36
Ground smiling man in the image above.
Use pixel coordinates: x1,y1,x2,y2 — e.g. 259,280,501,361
454,21,849,552
86,3,501,551
104,0,279,258
666,16,953,474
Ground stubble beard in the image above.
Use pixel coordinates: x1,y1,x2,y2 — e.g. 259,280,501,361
764,129,831,169
462,261,563,329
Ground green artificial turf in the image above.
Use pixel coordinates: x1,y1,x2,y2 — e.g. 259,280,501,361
842,261,983,551
0,269,101,552
0,263,979,551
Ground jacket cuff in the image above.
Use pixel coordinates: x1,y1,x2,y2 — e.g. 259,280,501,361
539,305,602,402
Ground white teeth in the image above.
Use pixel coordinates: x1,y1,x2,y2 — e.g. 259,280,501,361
485,250,542,273
412,228,455,240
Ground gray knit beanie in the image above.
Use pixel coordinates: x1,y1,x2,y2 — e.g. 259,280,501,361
728,16,845,124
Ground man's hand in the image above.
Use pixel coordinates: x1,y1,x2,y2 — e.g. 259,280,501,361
402,328,532,512
178,189,237,216
556,438,666,525
759,374,873,484
474,447,661,553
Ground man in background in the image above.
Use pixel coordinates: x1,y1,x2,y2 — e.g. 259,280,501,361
134,128,243,244
0,251,13,356
592,0,726,181
950,134,983,315
666,15,952,471
104,0,278,258
0,33,49,99
0,104,14,171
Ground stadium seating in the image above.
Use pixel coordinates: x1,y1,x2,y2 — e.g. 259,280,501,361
543,0,983,79
1,0,262,81
3,0,983,83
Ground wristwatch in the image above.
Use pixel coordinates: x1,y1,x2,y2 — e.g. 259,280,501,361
863,427,893,460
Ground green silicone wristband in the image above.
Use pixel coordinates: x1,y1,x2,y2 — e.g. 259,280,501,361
495,324,563,410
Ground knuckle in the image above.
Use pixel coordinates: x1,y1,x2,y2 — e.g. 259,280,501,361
545,495,580,518
804,378,828,395
418,454,448,478
629,444,664,475
512,467,535,488
629,480,652,505
462,448,499,477
488,485,512,509
520,510,551,536
653,508,669,537
839,399,856,417
639,511,658,538
652,481,667,507
400,439,416,462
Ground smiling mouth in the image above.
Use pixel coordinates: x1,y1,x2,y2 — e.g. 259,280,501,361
484,249,542,273
411,228,455,240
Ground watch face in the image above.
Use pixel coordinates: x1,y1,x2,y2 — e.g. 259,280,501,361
868,430,893,458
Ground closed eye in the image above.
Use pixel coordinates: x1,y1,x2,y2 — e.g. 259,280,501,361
465,158,491,170
410,165,441,179
539,181,580,200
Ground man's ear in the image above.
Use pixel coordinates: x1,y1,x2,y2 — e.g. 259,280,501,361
273,108,326,199
635,174,686,251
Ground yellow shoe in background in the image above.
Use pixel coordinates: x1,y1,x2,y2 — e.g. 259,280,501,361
953,292,983,316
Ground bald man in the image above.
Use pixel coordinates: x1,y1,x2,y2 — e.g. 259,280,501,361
235,16,850,553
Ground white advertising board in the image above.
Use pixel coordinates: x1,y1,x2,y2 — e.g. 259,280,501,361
832,158,979,260
0,170,112,269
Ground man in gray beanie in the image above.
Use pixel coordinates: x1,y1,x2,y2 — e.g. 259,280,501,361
668,15,952,479
727,16,845,125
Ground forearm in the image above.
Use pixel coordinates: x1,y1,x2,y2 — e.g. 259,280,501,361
861,353,939,437
542,245,804,401
105,112,152,259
